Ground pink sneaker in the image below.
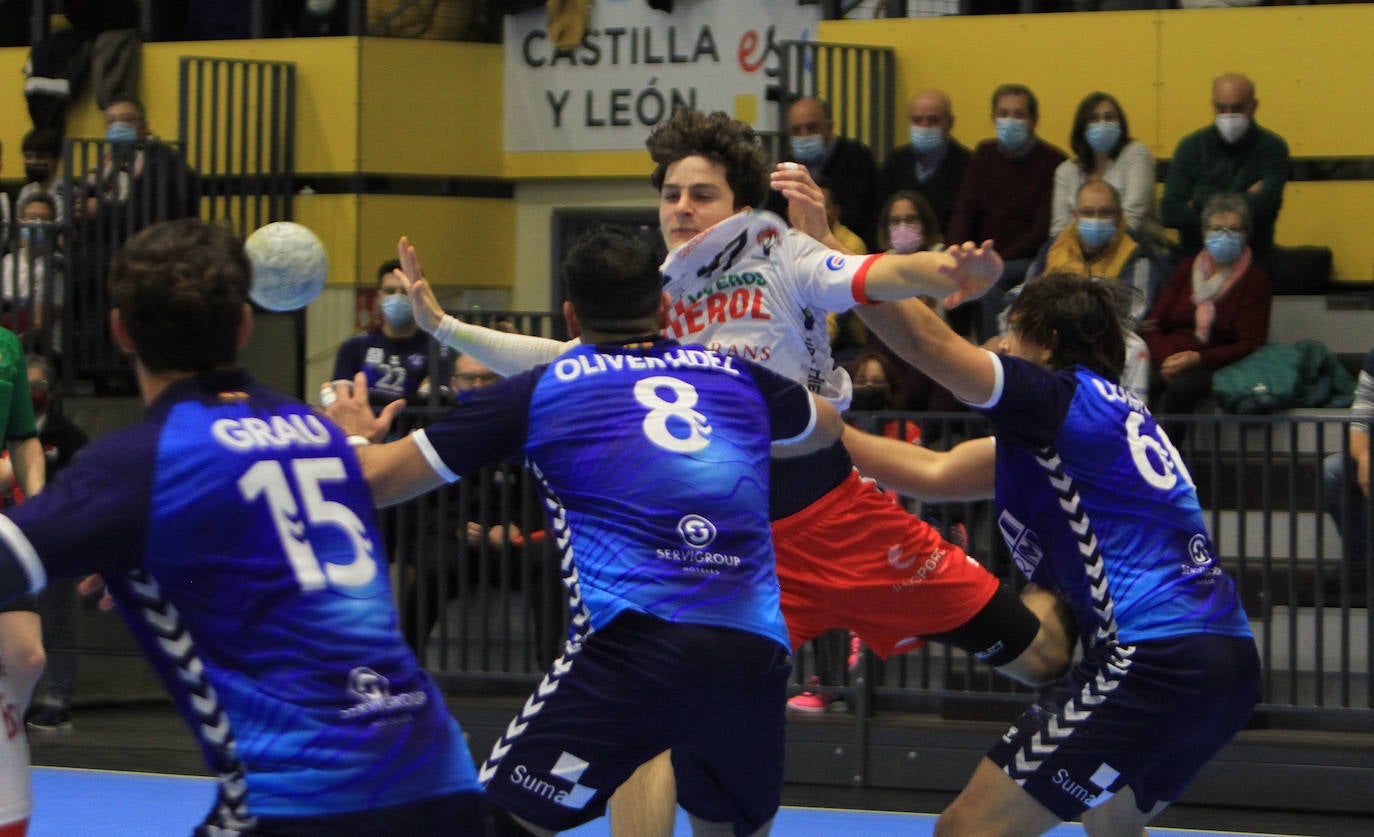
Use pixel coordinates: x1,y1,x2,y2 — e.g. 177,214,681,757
786,677,838,714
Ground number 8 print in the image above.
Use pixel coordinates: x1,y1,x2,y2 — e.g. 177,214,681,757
634,376,713,454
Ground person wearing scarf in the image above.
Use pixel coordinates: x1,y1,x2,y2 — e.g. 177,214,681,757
1142,192,1271,419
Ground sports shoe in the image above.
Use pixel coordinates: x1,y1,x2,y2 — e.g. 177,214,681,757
847,631,864,672
786,677,839,714
25,704,73,734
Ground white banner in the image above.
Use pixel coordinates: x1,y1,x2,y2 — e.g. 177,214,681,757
503,0,822,153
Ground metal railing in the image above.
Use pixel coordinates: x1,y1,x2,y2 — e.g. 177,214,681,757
387,401,1371,730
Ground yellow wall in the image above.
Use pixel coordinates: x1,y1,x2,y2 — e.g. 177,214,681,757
823,6,1374,282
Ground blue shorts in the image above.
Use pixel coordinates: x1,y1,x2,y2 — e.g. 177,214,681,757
198,790,489,836
480,610,791,834
989,634,1261,822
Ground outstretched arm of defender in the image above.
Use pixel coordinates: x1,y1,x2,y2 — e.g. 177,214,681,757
855,298,999,405
843,430,995,501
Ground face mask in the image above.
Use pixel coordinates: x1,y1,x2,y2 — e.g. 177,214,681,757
849,384,889,411
888,224,924,254
1214,113,1250,144
106,122,139,145
1076,217,1116,249
380,294,414,327
19,224,48,250
791,134,825,164
1085,121,1122,154
1204,230,1245,263
909,126,944,155
306,0,337,13
995,117,1030,151
23,164,50,183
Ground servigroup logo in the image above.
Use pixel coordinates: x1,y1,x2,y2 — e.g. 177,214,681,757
677,514,717,549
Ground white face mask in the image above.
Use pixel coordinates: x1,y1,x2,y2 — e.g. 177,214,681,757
1214,113,1250,144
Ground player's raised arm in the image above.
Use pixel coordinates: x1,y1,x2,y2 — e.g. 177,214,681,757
394,235,573,375
860,239,1003,306
856,297,1000,406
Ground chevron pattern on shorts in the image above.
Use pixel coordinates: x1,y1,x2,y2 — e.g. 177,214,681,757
125,569,255,831
1035,449,1120,646
477,460,592,788
1004,644,1137,786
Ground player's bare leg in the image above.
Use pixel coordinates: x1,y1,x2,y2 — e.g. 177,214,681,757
934,757,1061,837
1081,786,1161,837
610,750,675,837
688,813,774,836
995,584,1075,687
0,611,45,836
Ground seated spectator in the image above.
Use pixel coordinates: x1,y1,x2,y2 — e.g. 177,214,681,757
821,184,867,256
17,129,65,225
1050,92,1158,243
1160,73,1288,257
332,258,452,410
1141,192,1271,419
2,193,65,356
877,89,970,234
945,83,1067,342
1322,347,1374,586
1018,181,1165,401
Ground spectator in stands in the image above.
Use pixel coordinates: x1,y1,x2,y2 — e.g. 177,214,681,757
766,96,879,251
17,129,65,225
22,355,89,735
78,97,200,244
1161,73,1289,257
1019,181,1165,402
821,184,867,256
2,193,66,358
1142,192,1271,420
877,89,971,234
946,83,1067,341
1051,91,1158,243
332,258,451,410
1322,346,1374,584
0,139,9,254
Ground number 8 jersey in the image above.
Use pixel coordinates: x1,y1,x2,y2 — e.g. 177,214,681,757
0,369,479,825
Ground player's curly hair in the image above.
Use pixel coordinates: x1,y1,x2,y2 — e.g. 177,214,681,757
1005,272,1126,381
646,108,770,209
109,218,250,373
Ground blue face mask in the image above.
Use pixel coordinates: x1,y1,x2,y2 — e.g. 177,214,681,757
791,134,826,164
995,117,1030,151
380,294,414,327
106,122,139,145
1205,230,1245,263
1076,217,1116,249
909,126,944,155
1085,121,1122,154
19,224,49,250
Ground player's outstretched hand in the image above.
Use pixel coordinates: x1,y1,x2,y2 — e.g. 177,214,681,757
941,240,1003,308
769,162,831,243
321,372,405,444
395,235,446,334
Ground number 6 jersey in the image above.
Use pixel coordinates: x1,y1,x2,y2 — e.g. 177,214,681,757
972,353,1253,647
0,369,480,826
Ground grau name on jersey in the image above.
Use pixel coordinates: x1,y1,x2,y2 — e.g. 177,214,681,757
212,414,333,452
552,347,740,383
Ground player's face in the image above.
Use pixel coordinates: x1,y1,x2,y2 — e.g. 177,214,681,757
659,155,739,251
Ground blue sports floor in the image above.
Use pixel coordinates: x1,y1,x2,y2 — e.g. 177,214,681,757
29,766,1317,836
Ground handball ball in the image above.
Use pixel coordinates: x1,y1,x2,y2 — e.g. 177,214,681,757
245,221,328,312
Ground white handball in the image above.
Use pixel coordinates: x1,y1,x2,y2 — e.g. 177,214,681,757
245,221,328,312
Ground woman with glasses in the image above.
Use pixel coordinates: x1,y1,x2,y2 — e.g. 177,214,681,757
1141,192,1271,420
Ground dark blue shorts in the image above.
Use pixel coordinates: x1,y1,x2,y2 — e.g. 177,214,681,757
480,610,791,834
200,790,489,836
989,633,1261,822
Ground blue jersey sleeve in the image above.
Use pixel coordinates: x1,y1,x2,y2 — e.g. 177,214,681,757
739,358,818,444
416,370,537,479
977,354,1077,448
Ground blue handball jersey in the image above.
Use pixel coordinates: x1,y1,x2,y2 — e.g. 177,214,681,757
417,339,814,651
975,354,1253,646
0,370,479,824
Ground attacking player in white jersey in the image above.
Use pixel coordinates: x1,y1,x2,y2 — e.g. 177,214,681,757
389,109,1075,834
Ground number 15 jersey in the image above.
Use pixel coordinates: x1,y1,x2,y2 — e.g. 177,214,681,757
0,369,479,825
